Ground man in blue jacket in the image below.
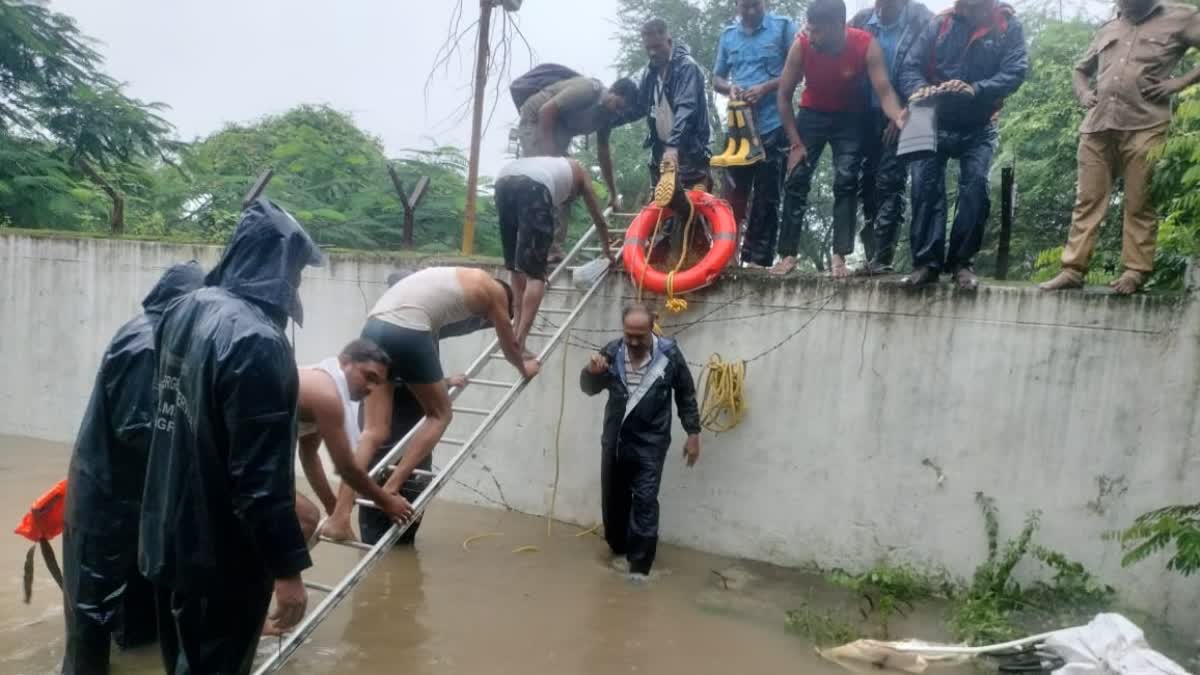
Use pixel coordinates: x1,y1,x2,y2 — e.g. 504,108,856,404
850,0,934,274
139,199,324,674
581,304,701,576
713,1,798,268
62,261,204,675
898,0,1028,289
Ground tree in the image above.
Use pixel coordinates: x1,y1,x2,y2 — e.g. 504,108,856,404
158,105,503,254
0,0,175,233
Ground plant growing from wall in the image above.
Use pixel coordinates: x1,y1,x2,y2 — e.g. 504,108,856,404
949,494,1114,644
1118,503,1200,576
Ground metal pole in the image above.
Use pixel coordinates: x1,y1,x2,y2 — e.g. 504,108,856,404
461,0,493,256
996,166,1014,281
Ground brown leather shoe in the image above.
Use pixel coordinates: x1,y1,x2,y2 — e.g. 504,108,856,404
1038,269,1084,291
903,266,939,287
954,267,979,291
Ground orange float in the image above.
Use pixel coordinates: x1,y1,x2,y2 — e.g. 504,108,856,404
622,190,737,295
15,479,66,542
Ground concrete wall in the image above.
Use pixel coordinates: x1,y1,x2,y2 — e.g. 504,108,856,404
3,232,1198,629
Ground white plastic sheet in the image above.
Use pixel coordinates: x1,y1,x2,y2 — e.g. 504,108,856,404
1046,613,1192,675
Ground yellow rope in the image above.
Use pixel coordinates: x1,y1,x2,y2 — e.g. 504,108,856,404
699,354,747,432
546,327,569,536
461,532,502,552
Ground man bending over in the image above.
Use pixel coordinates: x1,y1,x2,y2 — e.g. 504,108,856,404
296,339,412,543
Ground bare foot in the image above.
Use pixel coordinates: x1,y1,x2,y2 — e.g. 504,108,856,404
319,516,357,543
830,255,849,279
769,256,797,276
1039,269,1084,291
1111,270,1145,295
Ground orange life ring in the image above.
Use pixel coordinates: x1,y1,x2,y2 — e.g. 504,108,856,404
622,191,736,295
14,479,66,542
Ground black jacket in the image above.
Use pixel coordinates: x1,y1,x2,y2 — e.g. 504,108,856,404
580,336,701,455
849,2,936,94
63,262,204,627
898,5,1028,130
138,199,324,591
637,42,712,163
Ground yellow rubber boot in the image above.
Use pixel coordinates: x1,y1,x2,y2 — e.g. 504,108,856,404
723,109,765,167
710,105,741,168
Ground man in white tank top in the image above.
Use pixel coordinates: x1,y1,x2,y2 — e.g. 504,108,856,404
361,267,541,506
494,156,614,353
292,339,413,544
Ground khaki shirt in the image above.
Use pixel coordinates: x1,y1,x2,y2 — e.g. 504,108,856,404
518,76,607,137
1078,2,1200,133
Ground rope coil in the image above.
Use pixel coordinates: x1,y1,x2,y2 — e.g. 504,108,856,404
699,354,747,432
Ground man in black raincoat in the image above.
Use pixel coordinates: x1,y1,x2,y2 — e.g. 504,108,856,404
637,19,713,192
580,304,702,575
139,199,324,674
62,261,205,675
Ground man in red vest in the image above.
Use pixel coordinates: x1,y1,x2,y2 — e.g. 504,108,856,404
773,0,908,278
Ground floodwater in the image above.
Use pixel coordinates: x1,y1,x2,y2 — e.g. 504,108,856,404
0,434,968,675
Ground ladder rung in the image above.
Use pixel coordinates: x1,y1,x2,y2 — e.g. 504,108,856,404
305,581,335,593
544,287,578,294
318,537,373,551
440,437,467,446
526,330,555,338
385,467,437,478
488,352,508,359
538,307,572,314
451,406,492,416
468,378,517,388
582,246,603,252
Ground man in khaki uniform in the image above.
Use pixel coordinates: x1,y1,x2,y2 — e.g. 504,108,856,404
1041,0,1200,294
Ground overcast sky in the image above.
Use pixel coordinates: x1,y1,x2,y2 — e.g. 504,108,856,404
54,0,1090,176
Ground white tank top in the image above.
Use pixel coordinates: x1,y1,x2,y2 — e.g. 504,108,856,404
496,157,575,206
297,357,361,451
369,267,475,333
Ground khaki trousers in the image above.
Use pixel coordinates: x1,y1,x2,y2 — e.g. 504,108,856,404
1061,124,1168,273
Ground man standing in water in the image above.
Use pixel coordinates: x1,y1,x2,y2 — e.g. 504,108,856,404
62,261,204,675
139,200,323,674
580,304,701,576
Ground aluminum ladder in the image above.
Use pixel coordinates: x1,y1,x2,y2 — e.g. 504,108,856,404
253,216,628,674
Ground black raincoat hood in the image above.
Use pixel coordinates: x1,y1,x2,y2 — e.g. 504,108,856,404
142,261,205,320
204,198,324,326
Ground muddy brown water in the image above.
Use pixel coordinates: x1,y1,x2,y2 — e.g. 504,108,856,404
0,435,973,675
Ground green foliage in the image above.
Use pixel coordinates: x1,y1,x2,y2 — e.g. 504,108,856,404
988,19,1099,279
784,605,860,647
1030,246,1118,285
1148,92,1200,291
1119,503,1200,576
949,494,1114,645
827,564,946,638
